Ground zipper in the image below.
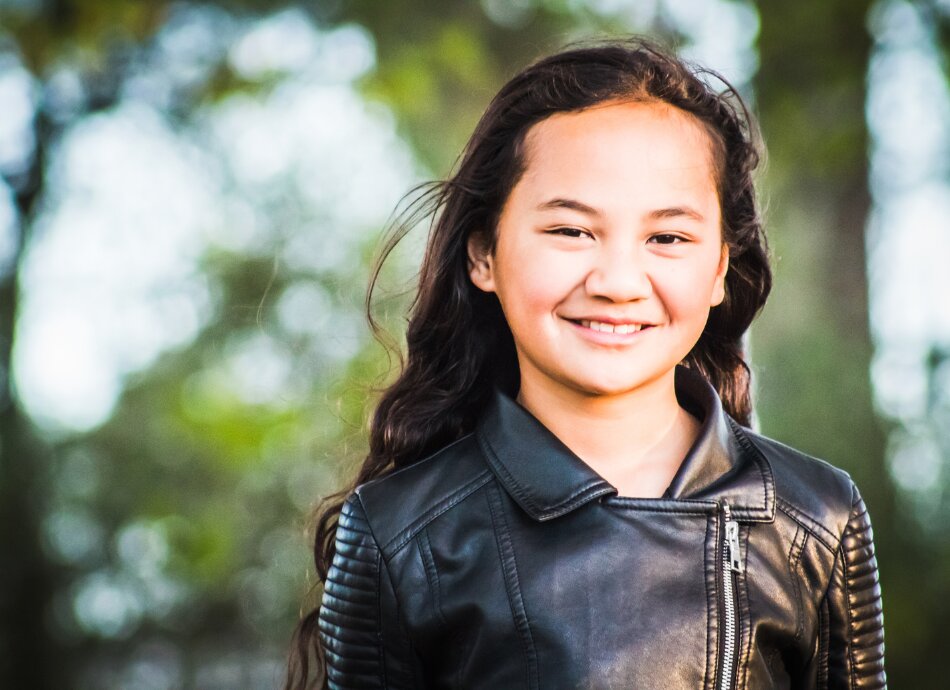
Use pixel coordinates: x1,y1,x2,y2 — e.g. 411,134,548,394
719,499,742,690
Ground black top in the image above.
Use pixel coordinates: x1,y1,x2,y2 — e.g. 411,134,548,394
318,365,886,689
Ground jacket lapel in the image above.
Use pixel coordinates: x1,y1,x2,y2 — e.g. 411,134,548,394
475,384,616,521
475,366,775,523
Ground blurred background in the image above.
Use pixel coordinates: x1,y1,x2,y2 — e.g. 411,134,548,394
0,0,947,688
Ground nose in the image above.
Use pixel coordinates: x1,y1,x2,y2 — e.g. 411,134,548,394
585,244,653,302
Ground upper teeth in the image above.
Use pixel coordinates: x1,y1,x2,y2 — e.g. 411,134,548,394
581,320,642,334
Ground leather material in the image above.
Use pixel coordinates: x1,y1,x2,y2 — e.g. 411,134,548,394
317,367,886,688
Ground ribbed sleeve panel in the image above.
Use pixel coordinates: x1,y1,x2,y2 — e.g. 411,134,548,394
825,483,887,689
317,493,418,689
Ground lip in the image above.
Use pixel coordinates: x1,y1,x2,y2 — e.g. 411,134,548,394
565,315,655,327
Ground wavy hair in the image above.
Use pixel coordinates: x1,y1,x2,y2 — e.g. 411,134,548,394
284,36,771,689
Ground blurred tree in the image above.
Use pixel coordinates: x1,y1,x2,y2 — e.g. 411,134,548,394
754,0,889,521
753,0,937,686
339,0,634,173
0,2,162,686
0,1,303,687
919,0,950,69
876,0,950,684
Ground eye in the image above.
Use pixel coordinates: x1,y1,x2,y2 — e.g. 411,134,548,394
546,227,592,239
649,233,686,245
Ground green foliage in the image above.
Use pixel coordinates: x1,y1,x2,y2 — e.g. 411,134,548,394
344,0,633,173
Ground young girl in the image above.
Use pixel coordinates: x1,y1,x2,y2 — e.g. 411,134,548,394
286,39,886,690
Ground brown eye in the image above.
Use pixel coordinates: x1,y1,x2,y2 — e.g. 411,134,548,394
548,227,590,238
650,233,685,245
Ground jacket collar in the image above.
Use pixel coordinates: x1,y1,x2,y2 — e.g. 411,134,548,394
474,366,775,522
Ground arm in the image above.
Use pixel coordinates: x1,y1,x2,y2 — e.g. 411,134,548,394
318,493,423,689
824,482,887,689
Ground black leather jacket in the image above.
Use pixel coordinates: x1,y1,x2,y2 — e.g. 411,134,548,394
317,367,886,688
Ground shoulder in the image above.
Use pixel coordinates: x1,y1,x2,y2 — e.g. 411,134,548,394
738,425,860,551
350,433,493,558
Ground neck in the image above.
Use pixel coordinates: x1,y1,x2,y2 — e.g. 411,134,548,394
515,369,699,491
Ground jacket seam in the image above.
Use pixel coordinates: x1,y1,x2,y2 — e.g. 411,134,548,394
726,419,774,516
777,497,838,553
382,469,494,556
788,526,807,644
818,594,830,687
373,548,389,688
819,535,850,690
355,494,417,689
418,528,461,689
486,482,540,690
418,529,449,631
844,485,859,690
844,537,856,690
601,500,716,514
535,484,615,519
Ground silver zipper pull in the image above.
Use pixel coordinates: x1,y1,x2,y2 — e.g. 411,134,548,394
722,500,743,573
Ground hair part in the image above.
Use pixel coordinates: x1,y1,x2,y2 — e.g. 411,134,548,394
284,35,771,689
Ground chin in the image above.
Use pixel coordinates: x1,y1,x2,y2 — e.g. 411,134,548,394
566,376,652,398
565,366,676,398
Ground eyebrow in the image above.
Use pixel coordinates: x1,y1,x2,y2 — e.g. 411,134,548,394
649,206,706,222
536,198,602,216
536,198,706,222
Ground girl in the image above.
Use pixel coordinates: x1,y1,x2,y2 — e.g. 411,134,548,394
286,38,886,689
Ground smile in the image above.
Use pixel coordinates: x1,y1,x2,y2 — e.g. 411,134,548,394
579,319,644,334
564,317,655,342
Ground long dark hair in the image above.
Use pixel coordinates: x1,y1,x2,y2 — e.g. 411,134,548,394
284,36,771,689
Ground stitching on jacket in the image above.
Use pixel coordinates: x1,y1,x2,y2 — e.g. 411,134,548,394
383,470,494,555
818,595,830,687
727,419,773,515
843,539,856,690
788,525,807,644
844,485,858,690
486,482,540,690
418,528,462,689
418,529,449,631
777,497,838,553
818,542,848,690
356,494,414,687
541,484,615,518
373,546,388,688
602,500,716,515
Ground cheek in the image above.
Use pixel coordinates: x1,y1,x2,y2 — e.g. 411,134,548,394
660,259,724,318
494,247,580,322
499,267,562,319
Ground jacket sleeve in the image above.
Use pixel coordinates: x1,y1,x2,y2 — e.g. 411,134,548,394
317,492,423,689
824,481,887,689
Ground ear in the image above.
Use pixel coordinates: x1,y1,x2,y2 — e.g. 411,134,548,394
467,231,497,293
710,243,730,307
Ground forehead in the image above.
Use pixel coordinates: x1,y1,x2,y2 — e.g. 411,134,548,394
518,100,717,193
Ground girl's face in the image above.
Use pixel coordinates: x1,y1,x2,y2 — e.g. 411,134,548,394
468,100,729,401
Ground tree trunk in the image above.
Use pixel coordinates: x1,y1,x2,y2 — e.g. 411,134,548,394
753,0,891,510
0,104,67,689
752,0,905,679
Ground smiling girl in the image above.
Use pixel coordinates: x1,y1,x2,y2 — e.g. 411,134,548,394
286,39,886,689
